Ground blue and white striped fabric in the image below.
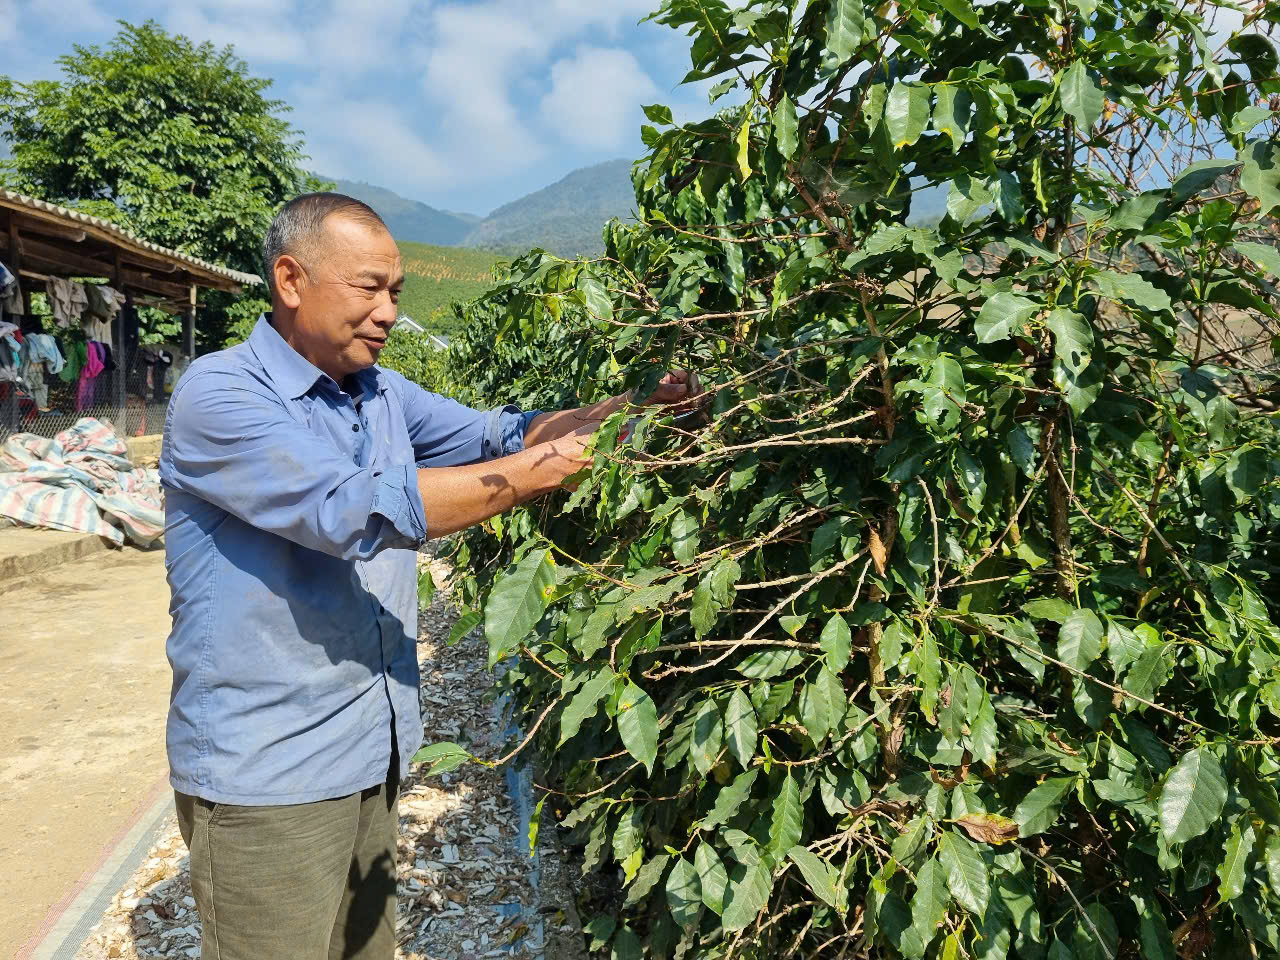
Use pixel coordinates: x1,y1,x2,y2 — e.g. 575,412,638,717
0,418,163,545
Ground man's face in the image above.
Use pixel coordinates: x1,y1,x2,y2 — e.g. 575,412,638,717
284,214,404,380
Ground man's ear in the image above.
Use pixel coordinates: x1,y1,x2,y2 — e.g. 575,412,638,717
273,255,307,309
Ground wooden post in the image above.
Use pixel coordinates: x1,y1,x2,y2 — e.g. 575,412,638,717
184,283,197,361
114,252,127,432
5,217,21,432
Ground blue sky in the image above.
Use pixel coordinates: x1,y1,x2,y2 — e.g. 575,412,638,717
0,0,717,215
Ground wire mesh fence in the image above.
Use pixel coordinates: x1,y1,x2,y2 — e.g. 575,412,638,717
1,342,181,443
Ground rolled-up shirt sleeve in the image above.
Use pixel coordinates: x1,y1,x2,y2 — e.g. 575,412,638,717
161,368,426,560
385,368,542,465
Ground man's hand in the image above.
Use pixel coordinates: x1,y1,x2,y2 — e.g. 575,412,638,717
631,369,705,414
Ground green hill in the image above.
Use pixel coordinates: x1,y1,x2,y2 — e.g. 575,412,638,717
329,177,479,246
462,158,637,257
395,241,503,335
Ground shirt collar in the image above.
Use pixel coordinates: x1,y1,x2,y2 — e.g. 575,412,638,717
247,314,385,402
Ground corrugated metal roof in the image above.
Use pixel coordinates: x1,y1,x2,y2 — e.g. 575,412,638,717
0,188,263,288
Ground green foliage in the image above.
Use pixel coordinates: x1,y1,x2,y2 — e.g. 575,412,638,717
375,327,450,392
395,241,504,337
431,0,1280,957
0,21,324,348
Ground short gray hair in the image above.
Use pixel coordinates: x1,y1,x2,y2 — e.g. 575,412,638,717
262,192,388,297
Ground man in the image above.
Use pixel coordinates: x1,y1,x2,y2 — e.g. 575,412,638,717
159,193,700,960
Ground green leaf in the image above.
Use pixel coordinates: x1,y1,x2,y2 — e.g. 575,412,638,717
560,669,618,745
447,608,484,647
724,688,758,770
933,84,973,153
800,667,845,742
788,845,842,909
1158,747,1228,845
611,926,643,960
1226,445,1268,499
1131,892,1177,960
1058,608,1104,673
769,773,804,860
670,508,701,565
976,291,1037,343
485,549,556,666
703,768,759,828
617,680,659,774
722,860,772,932
939,829,990,919
1046,308,1093,375
613,804,645,866
936,0,978,29
994,171,1023,222
695,841,729,915
579,276,614,320
1216,819,1254,902
1240,139,1280,214
1014,776,1075,836
417,567,437,608
886,82,931,149
666,857,703,929
1091,269,1172,313
911,858,951,943
825,0,867,64
692,698,725,775
820,613,853,671
411,740,470,775
1237,240,1280,278
642,103,673,125
1266,834,1280,894
1060,61,1104,131
1023,597,1073,622
1123,645,1169,703
775,94,799,160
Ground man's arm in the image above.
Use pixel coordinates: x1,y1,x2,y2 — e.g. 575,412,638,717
523,370,704,447
416,423,595,538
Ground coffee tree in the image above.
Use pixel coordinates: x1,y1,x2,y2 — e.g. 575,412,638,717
426,0,1280,956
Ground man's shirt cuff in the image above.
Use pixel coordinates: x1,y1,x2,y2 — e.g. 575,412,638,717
483,404,544,460
370,464,428,544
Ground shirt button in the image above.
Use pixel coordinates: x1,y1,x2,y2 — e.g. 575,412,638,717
352,423,360,432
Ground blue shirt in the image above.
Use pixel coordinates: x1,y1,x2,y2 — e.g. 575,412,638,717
160,316,539,804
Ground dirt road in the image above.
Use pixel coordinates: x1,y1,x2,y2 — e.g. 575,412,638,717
0,547,173,959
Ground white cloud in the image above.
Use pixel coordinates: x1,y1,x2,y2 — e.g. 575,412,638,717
15,0,113,35
539,47,658,150
0,0,17,46
294,92,450,188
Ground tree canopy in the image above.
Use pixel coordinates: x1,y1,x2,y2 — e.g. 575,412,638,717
0,21,324,345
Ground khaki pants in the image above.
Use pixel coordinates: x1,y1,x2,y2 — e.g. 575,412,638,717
175,768,399,960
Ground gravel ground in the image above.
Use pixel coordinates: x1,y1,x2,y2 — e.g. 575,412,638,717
74,553,585,960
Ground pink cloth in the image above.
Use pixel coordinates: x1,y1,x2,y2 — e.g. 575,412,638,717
76,341,105,411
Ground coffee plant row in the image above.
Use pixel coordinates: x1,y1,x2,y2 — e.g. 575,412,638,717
417,0,1280,957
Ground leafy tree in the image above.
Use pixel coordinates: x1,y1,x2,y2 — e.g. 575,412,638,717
0,21,327,347
430,0,1280,956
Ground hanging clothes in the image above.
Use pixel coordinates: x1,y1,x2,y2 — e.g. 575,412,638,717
85,284,124,320
0,322,21,383
60,339,87,383
18,333,65,410
46,278,89,328
1,261,23,316
76,341,106,411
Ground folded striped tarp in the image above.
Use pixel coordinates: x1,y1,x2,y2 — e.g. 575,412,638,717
0,418,163,546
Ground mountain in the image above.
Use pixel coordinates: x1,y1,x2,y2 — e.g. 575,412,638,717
327,177,478,246
463,158,637,257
